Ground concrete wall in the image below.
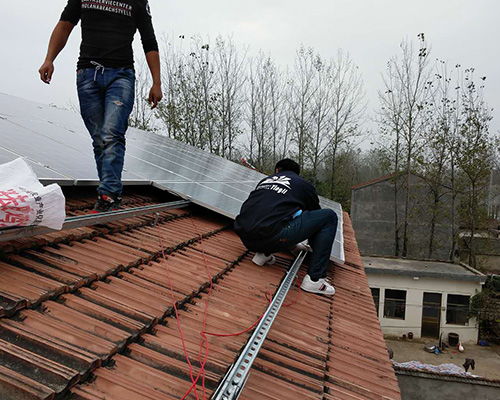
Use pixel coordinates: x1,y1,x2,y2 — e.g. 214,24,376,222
351,174,454,260
459,237,500,273
367,273,482,343
474,254,500,273
397,372,500,400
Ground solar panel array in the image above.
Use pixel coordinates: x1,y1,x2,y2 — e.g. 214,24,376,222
0,92,344,263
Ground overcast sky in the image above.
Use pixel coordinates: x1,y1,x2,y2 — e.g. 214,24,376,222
1,0,498,138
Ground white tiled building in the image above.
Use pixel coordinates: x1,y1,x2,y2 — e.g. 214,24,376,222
365,257,486,343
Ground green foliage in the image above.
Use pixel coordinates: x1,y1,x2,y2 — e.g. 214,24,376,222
470,276,500,340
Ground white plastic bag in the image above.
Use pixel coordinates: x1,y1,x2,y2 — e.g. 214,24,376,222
0,158,66,230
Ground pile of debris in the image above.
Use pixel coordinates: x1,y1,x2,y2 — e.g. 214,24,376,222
393,360,478,377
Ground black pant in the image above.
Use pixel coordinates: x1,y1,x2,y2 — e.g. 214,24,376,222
242,209,338,280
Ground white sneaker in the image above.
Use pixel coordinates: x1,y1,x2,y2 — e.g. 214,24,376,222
252,252,276,266
300,274,335,296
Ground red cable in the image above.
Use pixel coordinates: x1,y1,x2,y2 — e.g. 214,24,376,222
178,218,266,400
202,312,265,338
177,218,215,400
264,279,302,308
192,227,213,400
158,218,301,400
158,237,200,400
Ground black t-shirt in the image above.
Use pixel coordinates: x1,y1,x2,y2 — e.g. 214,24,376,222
60,0,159,69
234,171,321,239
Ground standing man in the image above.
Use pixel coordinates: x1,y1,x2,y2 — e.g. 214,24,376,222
234,159,338,296
39,0,162,212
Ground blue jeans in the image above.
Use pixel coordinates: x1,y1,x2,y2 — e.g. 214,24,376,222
275,209,338,280
77,67,135,196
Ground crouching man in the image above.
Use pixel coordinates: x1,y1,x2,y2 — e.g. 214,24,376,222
234,159,338,296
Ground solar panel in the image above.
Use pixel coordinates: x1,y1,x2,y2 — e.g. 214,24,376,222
154,181,245,218
0,114,147,184
0,92,345,263
0,147,70,181
320,198,345,264
126,134,265,183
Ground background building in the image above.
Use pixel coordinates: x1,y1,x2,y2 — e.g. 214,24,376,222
351,173,454,261
351,171,500,272
365,256,486,343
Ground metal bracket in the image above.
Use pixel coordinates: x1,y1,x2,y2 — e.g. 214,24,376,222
0,200,191,242
211,251,307,400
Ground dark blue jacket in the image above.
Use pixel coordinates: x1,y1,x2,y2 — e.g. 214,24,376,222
234,171,320,246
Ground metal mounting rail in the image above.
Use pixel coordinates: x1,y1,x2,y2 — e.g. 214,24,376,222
0,200,191,242
211,251,307,400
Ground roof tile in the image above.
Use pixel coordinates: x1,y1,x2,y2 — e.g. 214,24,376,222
0,191,401,400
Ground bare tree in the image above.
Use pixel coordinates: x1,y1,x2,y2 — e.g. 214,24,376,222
129,61,155,131
307,54,334,183
446,64,464,261
249,54,271,170
195,40,218,153
379,61,405,256
280,76,295,160
456,68,494,268
289,47,317,170
268,62,286,166
213,36,247,159
328,49,366,198
419,60,466,260
156,36,219,150
175,44,209,148
381,34,432,257
417,60,451,258
247,63,257,162
156,37,181,138
246,54,286,172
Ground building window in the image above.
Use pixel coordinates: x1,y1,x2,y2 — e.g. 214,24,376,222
371,288,380,315
446,294,470,325
384,289,406,319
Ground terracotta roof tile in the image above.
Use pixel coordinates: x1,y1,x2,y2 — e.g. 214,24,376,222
323,214,401,400
0,364,56,400
0,190,401,400
0,205,222,318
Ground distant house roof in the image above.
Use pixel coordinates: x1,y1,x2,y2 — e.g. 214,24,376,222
351,171,456,192
363,256,486,283
351,172,401,190
0,188,401,400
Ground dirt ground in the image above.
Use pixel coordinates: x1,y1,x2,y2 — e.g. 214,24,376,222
385,338,500,380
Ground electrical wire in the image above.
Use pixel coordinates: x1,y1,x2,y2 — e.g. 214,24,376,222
158,217,299,400
159,237,201,400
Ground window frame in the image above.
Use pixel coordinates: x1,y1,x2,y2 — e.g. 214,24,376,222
370,287,380,316
446,294,470,325
383,289,407,320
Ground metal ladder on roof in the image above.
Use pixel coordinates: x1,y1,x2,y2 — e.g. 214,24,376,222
211,250,307,400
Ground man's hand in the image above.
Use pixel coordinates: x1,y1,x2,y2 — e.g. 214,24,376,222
39,61,55,84
145,51,162,108
39,21,75,85
148,83,163,109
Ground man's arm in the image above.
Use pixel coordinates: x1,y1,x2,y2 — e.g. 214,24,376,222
145,50,162,109
39,21,75,84
304,182,321,210
136,1,162,109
